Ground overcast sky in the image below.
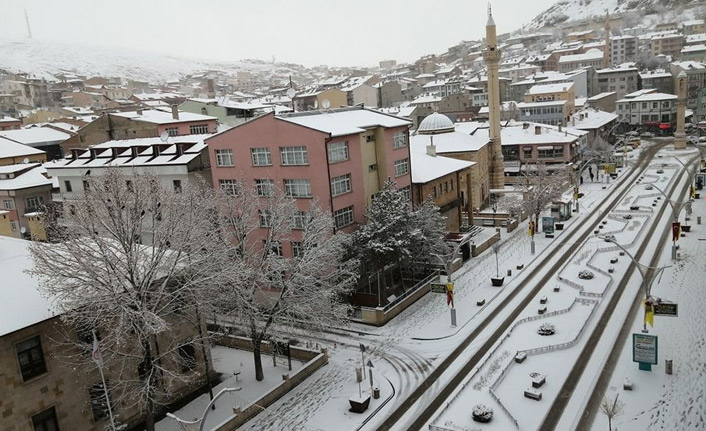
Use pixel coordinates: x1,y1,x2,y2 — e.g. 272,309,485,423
1,0,558,68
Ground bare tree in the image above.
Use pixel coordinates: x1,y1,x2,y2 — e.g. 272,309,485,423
28,169,225,431
215,185,358,381
600,393,625,431
515,162,571,230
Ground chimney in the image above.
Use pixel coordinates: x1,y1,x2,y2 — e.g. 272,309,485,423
136,107,143,115
171,104,179,120
558,124,562,132
585,111,589,117
535,125,541,135
207,79,215,98
523,122,529,130
426,135,436,156
572,116,576,127
70,148,81,160
152,145,161,158
88,148,99,160
110,147,120,159
130,145,142,158
176,143,184,157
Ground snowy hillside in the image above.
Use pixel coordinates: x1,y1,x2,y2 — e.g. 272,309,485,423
0,38,299,84
526,0,706,30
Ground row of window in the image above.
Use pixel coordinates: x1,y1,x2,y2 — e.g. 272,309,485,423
215,134,408,168
164,124,210,137
432,179,454,198
618,101,672,111
3,196,45,211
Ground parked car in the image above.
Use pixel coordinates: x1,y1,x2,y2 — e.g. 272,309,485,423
656,169,665,174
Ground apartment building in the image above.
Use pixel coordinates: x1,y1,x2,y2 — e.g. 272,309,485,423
0,163,53,239
610,35,638,65
616,89,678,134
558,49,605,72
639,69,675,95
682,19,706,36
594,66,640,99
206,107,412,256
669,61,706,109
649,33,684,58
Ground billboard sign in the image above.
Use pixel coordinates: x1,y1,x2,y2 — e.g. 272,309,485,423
632,333,658,365
430,283,446,293
542,216,555,234
653,302,678,317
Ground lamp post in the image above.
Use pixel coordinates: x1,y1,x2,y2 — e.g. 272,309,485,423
432,241,463,327
640,180,691,260
599,235,670,333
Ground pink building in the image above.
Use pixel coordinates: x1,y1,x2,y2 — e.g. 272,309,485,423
207,107,412,257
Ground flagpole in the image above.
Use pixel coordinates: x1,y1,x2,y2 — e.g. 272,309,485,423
93,331,117,431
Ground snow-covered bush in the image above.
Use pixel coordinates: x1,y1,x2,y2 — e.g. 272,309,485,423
472,404,494,423
537,323,556,336
578,269,595,279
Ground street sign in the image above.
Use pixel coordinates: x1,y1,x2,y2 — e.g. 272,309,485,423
430,283,446,293
653,302,678,317
633,333,658,370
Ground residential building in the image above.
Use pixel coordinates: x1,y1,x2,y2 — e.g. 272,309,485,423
610,35,638,65
0,93,17,115
180,98,282,127
568,108,618,145
680,44,706,62
498,64,542,83
0,138,47,166
594,66,640,99
206,107,412,254
60,107,218,152
566,30,596,44
682,19,706,35
422,78,463,98
46,135,212,204
0,127,70,161
517,100,571,126
3,78,52,108
649,33,684,58
656,22,678,32
695,87,706,123
379,60,397,69
587,92,618,113
293,88,347,112
616,89,678,134
639,69,675,94
375,81,404,108
525,82,576,108
685,33,706,46
342,76,379,107
0,116,22,131
0,236,212,431
129,92,186,107
0,163,53,239
558,49,605,72
669,61,706,109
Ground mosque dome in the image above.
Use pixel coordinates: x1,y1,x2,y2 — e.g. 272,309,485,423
418,112,455,135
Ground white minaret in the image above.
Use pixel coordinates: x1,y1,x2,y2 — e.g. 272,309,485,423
674,71,687,150
25,9,32,39
483,3,505,190
603,11,611,68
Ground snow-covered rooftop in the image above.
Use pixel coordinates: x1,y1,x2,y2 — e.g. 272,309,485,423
618,92,678,102
410,145,475,183
527,82,574,94
558,49,604,63
682,44,706,53
569,109,618,130
0,237,59,337
0,127,71,146
279,108,411,138
0,139,46,159
516,100,568,109
0,116,20,123
0,163,53,191
111,109,217,125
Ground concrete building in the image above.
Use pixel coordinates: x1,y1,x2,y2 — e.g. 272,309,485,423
342,76,379,107
3,78,52,108
517,100,570,126
206,107,412,251
669,61,706,109
649,33,684,58
682,19,706,36
616,89,678,134
483,6,505,190
594,66,640,99
179,98,284,127
0,236,213,431
568,108,618,145
60,107,218,152
422,78,463,98
566,29,596,44
610,35,638,65
680,44,706,62
0,138,46,166
0,116,22,131
587,92,618,113
375,81,404,108
558,49,605,72
639,69,675,95
293,88,347,112
498,64,542,83
0,163,53,239
0,128,70,161
525,82,575,108
694,86,706,123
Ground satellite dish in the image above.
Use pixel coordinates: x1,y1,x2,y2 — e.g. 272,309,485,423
22,157,29,164
20,227,27,234
160,131,169,142
322,99,331,109
286,88,296,98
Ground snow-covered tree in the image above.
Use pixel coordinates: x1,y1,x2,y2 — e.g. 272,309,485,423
28,169,225,431
214,185,358,381
600,393,624,431
514,162,571,230
409,195,450,274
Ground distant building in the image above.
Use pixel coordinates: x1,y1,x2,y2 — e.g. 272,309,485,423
179,98,287,127
616,89,678,135
517,100,570,126
594,66,640,100
695,87,706,123
566,29,596,44
379,60,397,70
0,116,22,131
639,69,674,95
610,35,638,65
680,44,706,62
0,163,53,239
293,88,347,112
60,107,218,152
558,49,605,72
587,92,618,113
682,19,706,35
568,108,618,145
649,33,684,58
375,81,404,108
0,128,70,161
669,61,706,109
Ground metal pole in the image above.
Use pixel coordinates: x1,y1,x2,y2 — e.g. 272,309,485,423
97,357,117,431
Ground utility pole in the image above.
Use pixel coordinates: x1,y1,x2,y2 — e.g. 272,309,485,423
25,9,33,39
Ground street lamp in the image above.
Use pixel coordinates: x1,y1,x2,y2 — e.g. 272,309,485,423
598,235,670,333
637,180,691,260
432,241,463,327
166,387,242,431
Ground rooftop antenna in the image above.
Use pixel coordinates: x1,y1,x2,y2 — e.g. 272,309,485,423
25,9,33,39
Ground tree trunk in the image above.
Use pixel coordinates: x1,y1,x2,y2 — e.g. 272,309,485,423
145,397,156,431
607,416,612,431
253,338,264,381
143,338,157,431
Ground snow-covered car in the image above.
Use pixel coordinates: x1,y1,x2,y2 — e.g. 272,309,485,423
646,185,654,190
656,169,664,174
603,235,616,243
623,214,633,220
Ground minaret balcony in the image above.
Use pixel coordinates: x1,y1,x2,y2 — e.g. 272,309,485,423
483,50,502,62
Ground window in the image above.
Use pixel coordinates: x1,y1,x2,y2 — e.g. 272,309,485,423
553,146,564,158
264,240,283,256
219,179,238,195
538,148,554,159
259,210,272,227
280,146,308,165
642,102,648,109
255,179,275,197
365,134,375,142
400,185,411,201
177,342,197,372
11,220,18,231
293,211,309,229
328,141,349,163
16,336,47,381
215,149,234,167
368,164,377,172
292,241,304,258
331,173,351,196
652,102,658,109
251,148,272,166
4,199,14,209
394,158,409,177
173,180,182,193
165,127,179,137
189,124,209,134
64,180,72,192
283,179,311,198
31,407,59,431
26,196,45,210
89,382,112,421
393,131,407,148
333,206,354,228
